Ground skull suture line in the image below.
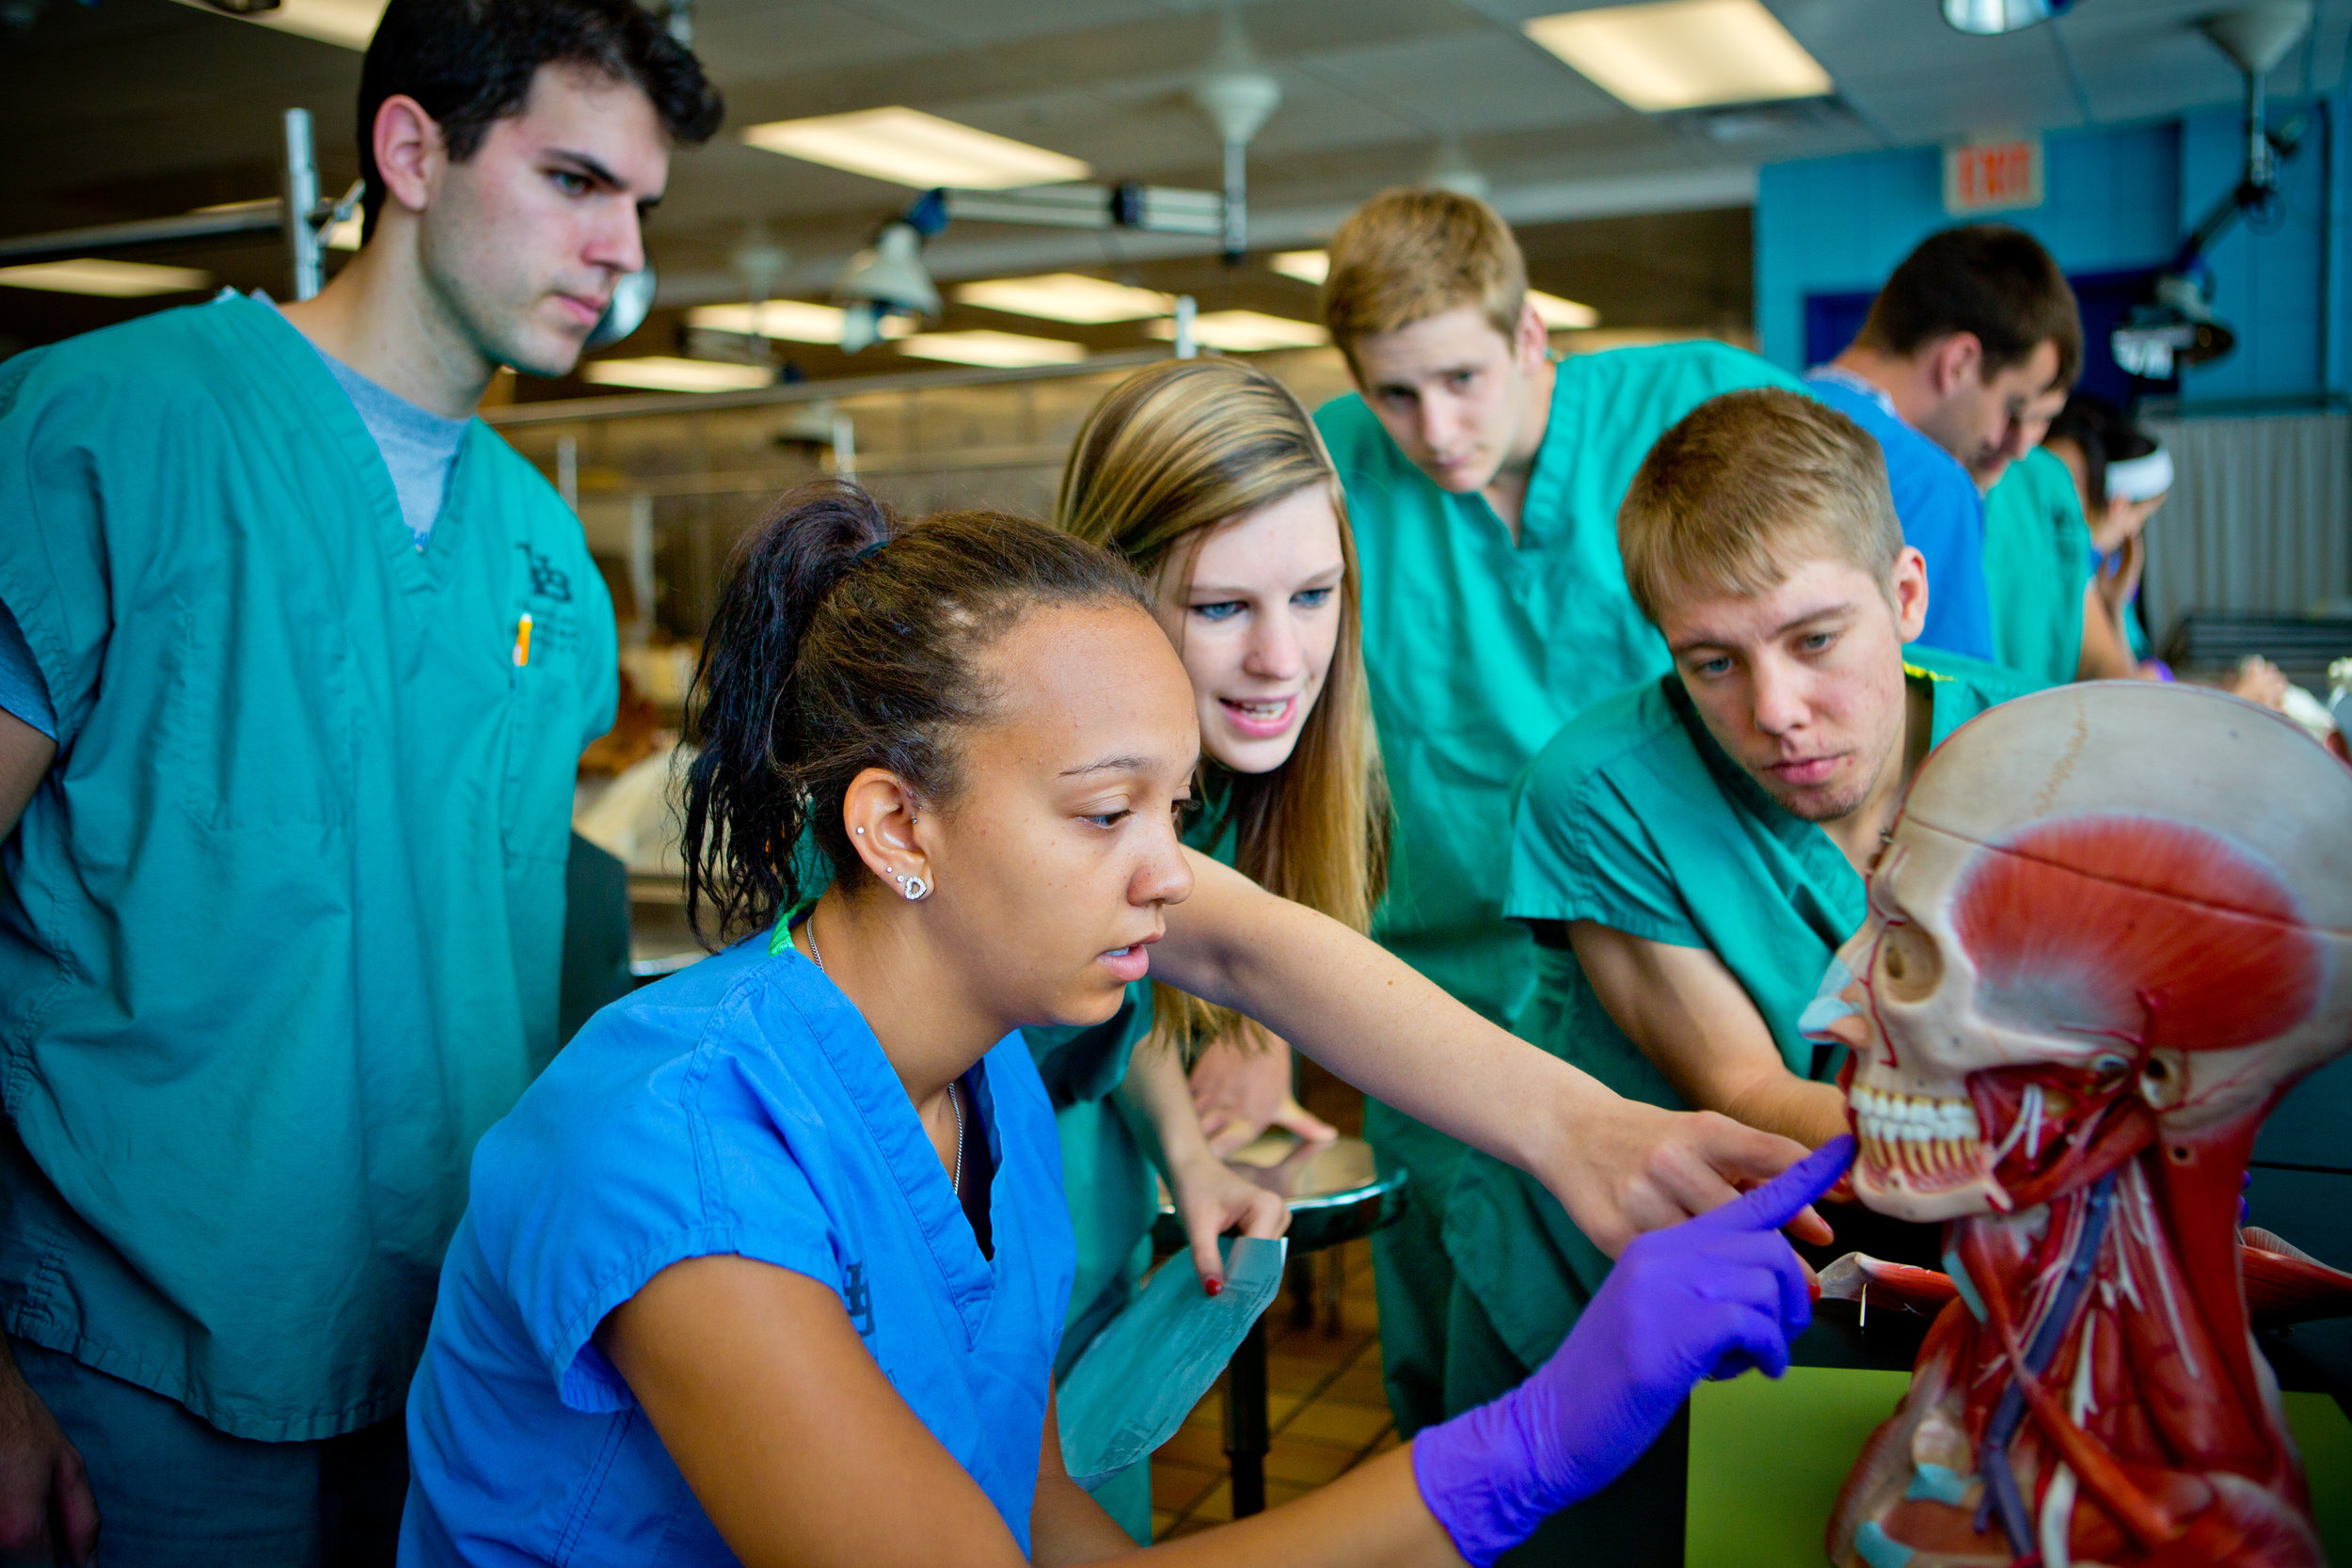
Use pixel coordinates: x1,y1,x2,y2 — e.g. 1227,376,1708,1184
1821,683,2352,1568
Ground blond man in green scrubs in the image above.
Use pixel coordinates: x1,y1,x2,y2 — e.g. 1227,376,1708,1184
1311,188,1802,1433
1443,388,2040,1564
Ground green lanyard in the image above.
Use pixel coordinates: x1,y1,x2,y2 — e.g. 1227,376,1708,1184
768,899,819,959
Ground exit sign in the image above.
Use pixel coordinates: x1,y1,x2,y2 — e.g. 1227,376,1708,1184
1944,135,2043,214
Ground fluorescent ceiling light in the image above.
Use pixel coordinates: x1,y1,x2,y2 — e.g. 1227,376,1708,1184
691,300,843,342
953,274,1171,324
0,259,212,296
166,0,386,49
1148,310,1329,353
896,330,1089,367
688,301,915,342
581,356,775,393
1271,250,1328,284
1523,0,1833,112
1531,290,1600,329
741,108,1090,190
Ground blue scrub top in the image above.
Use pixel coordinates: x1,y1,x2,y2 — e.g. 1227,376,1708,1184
401,932,1076,1566
1804,371,1996,663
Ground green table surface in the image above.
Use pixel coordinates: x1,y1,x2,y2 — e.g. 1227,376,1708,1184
1686,1367,2352,1567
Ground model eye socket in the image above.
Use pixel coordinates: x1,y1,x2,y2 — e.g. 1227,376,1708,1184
1877,923,1942,1002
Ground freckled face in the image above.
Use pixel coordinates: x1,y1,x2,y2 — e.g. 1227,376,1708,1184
1659,553,1926,823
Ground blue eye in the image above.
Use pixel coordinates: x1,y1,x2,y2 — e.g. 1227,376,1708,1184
1085,810,1130,830
1799,631,1836,654
1292,587,1333,610
1693,657,1732,679
550,170,590,196
1192,600,1245,623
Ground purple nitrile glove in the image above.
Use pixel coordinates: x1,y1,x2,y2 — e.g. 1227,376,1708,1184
1410,1136,1855,1567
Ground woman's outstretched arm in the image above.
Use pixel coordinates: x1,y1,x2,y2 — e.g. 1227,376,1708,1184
598,1145,1853,1568
1149,849,1831,1256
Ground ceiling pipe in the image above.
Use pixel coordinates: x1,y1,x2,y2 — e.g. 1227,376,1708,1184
1190,7,1281,262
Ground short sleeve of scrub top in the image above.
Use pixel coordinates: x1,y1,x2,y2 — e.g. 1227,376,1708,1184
1503,683,1707,952
0,343,136,752
0,602,56,740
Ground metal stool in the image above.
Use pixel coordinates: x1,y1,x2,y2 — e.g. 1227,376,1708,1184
1153,1133,1407,1518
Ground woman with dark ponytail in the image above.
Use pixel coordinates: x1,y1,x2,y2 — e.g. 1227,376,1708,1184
398,481,1848,1568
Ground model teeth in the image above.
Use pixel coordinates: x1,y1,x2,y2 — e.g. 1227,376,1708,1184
1851,1085,1982,1180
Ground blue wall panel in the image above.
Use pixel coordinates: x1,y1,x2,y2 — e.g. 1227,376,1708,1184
1756,103,2344,408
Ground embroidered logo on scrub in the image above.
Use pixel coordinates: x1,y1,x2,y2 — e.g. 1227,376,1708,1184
516,544,573,603
842,1261,876,1338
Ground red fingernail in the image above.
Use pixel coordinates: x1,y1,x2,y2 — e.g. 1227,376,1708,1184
1204,1277,1223,1296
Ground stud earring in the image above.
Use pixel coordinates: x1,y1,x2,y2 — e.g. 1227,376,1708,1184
854,827,865,835
896,872,930,901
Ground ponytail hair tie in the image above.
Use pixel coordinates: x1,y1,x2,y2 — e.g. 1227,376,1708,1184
853,536,891,565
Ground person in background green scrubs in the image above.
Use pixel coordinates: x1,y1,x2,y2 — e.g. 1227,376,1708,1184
1979,443,2094,683
1976,381,2096,684
0,4,720,1562
1444,389,2042,1565
1311,186,1802,1434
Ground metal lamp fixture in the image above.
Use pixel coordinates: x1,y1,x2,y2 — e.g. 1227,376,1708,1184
2111,0,2313,380
1191,7,1281,261
1941,0,2078,35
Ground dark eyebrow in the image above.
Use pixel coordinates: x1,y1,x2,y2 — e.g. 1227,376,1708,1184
1060,753,1155,779
547,149,624,187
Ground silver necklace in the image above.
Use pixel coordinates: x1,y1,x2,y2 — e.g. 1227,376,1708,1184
804,917,966,1197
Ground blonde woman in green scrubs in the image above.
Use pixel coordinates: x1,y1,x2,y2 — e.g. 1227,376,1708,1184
1034,356,1385,1537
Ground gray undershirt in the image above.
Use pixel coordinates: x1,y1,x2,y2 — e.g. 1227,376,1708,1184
262,292,469,551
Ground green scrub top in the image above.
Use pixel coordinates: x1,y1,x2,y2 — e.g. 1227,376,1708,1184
0,293,616,1440
1316,342,1804,1033
1442,649,2042,1383
1981,446,2094,686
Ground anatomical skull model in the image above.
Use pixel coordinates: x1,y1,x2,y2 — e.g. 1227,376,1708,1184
1823,683,2352,1568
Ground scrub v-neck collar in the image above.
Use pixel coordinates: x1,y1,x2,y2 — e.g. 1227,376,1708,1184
771,911,1006,1343
1498,351,1573,554
212,291,479,598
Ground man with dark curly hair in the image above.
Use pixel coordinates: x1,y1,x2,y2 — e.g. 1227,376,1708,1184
0,4,720,1560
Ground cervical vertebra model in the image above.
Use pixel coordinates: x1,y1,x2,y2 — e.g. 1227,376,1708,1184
1822,683,2352,1568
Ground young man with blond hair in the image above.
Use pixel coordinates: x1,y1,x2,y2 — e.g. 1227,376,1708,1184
1440,388,2039,1563
1311,186,1803,1433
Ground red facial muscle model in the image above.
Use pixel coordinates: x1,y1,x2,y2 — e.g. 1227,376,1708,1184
1820,683,2352,1568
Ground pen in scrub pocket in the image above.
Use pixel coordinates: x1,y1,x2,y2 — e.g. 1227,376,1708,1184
513,612,532,668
